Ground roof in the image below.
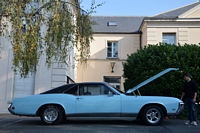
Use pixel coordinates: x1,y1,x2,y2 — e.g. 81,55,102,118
153,1,200,18
91,2,200,34
91,16,145,34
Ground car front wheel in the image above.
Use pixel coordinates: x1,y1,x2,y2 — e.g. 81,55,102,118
40,105,63,125
141,105,164,126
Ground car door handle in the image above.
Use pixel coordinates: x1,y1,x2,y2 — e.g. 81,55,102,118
76,98,83,100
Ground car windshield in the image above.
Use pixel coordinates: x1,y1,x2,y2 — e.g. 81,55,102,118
107,84,124,94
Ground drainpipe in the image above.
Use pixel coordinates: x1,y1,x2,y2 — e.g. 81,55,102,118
139,31,142,49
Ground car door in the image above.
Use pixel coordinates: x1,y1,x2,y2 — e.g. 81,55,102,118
75,83,121,117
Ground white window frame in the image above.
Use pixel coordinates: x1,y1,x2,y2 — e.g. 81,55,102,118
107,41,118,58
162,33,176,45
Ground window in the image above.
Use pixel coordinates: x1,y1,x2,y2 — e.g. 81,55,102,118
104,77,121,90
21,2,39,32
64,85,78,95
162,33,176,45
107,41,118,58
79,84,110,95
107,21,117,26
21,17,28,32
63,84,110,96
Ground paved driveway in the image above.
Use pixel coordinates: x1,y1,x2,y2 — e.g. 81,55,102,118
0,114,199,133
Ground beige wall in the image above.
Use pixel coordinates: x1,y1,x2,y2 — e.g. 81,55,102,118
188,28,200,44
76,34,140,91
141,21,200,46
187,9,200,18
89,34,139,59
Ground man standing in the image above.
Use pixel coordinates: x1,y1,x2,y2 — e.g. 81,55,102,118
181,72,198,126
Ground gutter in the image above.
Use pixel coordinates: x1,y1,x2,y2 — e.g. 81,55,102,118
139,31,142,49
93,32,141,34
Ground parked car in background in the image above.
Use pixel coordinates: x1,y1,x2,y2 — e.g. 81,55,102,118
8,68,184,126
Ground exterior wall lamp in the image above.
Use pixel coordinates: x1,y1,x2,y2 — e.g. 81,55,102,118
110,62,115,73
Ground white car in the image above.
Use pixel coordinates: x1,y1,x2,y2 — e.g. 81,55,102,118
8,68,184,126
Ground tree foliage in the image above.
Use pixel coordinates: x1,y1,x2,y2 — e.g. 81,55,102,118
0,0,102,77
123,43,200,101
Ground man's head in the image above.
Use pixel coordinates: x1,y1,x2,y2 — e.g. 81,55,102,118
184,72,192,82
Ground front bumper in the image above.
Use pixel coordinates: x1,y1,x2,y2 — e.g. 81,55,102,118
8,103,17,115
175,102,184,115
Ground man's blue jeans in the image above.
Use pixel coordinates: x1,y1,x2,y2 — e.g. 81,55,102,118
184,98,197,122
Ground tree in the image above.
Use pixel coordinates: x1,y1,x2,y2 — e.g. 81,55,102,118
0,0,102,77
123,43,200,101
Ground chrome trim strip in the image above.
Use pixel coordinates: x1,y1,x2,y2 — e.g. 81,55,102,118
176,102,184,115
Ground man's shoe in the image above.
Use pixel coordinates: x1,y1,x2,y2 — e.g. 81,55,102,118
185,120,190,125
191,121,197,126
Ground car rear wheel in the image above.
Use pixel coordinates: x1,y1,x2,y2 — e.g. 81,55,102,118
141,105,164,126
40,105,63,125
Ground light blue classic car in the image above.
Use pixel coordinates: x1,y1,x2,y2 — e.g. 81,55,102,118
8,68,184,126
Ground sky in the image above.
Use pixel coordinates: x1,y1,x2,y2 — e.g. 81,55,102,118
80,0,199,16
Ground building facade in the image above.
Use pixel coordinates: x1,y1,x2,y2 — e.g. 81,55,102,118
77,1,200,91
76,16,144,91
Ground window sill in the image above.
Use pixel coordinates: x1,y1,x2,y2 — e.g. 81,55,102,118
106,57,120,60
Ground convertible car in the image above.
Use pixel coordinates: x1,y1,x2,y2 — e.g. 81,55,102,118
8,68,184,126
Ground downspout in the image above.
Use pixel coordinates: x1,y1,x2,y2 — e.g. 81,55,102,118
139,31,142,49
138,17,146,49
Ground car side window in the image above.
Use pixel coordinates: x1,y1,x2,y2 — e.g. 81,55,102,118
64,85,78,95
79,84,111,96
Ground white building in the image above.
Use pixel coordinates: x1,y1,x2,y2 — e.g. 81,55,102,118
0,0,78,113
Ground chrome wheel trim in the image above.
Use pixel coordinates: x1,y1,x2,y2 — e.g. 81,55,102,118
43,107,58,122
146,108,161,124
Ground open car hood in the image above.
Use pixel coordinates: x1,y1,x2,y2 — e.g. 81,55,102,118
126,68,179,94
